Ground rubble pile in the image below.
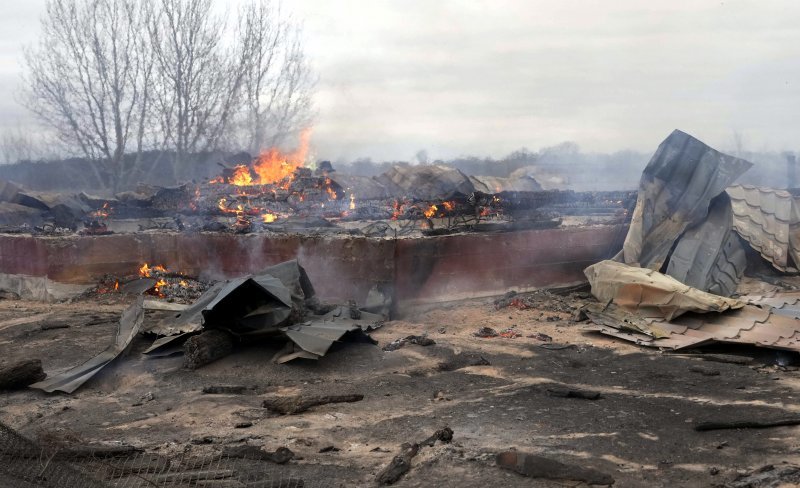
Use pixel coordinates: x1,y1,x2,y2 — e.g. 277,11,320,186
581,129,800,354
0,159,633,237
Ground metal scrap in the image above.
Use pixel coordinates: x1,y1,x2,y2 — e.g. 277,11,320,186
665,192,746,297
727,184,800,271
584,303,800,353
619,129,752,270
585,260,743,321
144,260,383,363
30,296,145,393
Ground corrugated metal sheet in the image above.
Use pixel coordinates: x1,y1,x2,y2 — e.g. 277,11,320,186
620,129,752,270
727,184,800,271
665,192,746,296
585,303,800,352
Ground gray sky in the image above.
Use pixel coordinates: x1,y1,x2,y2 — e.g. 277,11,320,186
2,1,800,161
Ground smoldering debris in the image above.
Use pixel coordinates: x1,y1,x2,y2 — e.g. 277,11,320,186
0,155,634,238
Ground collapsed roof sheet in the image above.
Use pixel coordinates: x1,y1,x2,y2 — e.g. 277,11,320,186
620,130,752,270
726,185,800,271
585,260,743,321
664,192,746,297
30,297,145,394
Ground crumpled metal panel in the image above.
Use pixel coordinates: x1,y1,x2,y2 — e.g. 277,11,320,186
727,185,800,271
143,260,383,363
584,303,800,353
585,260,743,320
30,296,145,393
620,129,752,270
665,192,746,297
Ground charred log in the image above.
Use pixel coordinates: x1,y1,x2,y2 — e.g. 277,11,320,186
183,330,235,370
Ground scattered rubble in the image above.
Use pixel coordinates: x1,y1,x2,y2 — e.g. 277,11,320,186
382,334,435,351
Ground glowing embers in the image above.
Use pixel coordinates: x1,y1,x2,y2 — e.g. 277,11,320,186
137,263,208,302
90,202,112,219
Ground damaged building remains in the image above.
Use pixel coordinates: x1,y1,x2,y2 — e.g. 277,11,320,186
4,126,800,487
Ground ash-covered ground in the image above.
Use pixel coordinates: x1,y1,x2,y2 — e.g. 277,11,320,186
1,292,799,487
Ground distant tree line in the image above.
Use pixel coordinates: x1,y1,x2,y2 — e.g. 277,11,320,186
18,0,313,192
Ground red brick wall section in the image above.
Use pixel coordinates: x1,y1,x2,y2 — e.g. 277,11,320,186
0,224,626,305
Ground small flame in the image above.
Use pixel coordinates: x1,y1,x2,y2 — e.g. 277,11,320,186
424,204,438,219
139,263,167,278
349,194,356,210
262,212,277,223
90,202,112,219
153,278,168,296
326,185,338,200
442,201,455,212
391,200,406,220
113,280,119,291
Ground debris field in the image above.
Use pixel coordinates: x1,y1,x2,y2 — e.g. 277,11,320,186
5,129,800,487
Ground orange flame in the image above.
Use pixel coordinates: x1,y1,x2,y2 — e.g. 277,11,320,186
442,201,455,212
91,202,112,219
262,212,277,223
230,165,253,186
139,263,167,278
424,204,438,219
349,194,356,210
252,128,311,186
391,200,406,220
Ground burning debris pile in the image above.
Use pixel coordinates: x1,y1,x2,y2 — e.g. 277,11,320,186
0,137,633,237
581,130,800,354
91,263,210,303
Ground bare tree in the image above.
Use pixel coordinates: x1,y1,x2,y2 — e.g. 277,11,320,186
148,0,249,175
233,0,314,154
22,0,152,191
0,125,39,164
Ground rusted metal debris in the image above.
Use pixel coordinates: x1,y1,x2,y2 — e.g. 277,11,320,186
583,302,800,352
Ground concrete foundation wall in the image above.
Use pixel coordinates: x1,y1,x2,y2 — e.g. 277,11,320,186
0,225,626,308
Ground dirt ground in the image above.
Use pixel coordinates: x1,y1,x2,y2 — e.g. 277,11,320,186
2,292,800,487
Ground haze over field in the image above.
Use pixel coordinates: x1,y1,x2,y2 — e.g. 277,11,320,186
1,1,799,162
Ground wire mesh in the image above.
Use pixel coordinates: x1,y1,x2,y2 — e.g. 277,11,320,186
0,421,335,488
